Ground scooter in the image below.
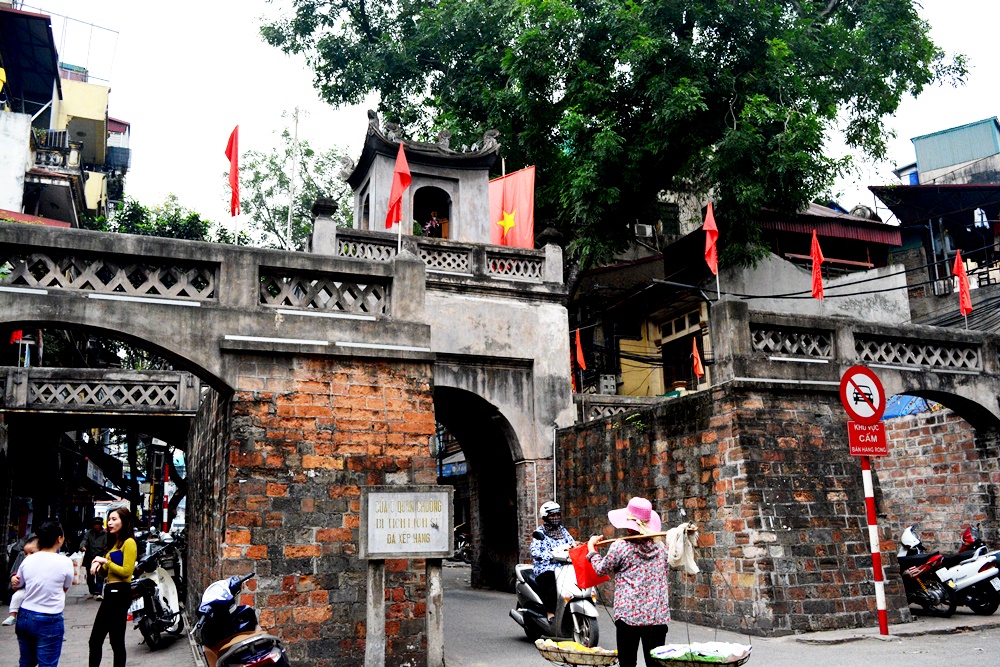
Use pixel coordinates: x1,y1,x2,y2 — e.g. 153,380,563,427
897,526,957,616
129,541,185,650
509,532,599,646
898,526,1000,616
192,573,290,667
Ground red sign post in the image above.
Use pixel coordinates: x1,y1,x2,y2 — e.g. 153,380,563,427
839,365,889,636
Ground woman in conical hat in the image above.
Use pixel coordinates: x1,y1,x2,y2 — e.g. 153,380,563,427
586,497,669,667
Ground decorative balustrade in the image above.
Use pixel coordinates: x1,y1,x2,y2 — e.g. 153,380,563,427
333,228,554,285
750,325,834,359
259,268,390,315
1,367,201,414
855,336,982,371
574,394,668,422
0,248,217,302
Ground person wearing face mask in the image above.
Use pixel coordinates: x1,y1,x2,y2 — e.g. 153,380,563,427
529,501,575,619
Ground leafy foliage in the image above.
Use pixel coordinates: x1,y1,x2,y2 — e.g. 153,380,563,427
262,0,963,266
236,125,354,251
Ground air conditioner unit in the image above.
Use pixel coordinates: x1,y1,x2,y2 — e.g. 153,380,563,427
634,223,655,238
599,375,618,395
933,279,953,296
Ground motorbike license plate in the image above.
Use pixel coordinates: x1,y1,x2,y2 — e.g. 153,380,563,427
128,598,144,614
992,578,1000,591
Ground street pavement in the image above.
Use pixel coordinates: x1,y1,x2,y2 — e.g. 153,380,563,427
443,563,1000,667
0,583,196,666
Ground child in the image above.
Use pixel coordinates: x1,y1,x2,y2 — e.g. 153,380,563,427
3,535,39,626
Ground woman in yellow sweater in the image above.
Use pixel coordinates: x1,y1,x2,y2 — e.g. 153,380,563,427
87,507,136,667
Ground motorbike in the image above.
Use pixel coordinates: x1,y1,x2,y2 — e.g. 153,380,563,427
192,573,290,667
509,531,599,646
898,526,1000,616
452,524,472,564
129,538,185,649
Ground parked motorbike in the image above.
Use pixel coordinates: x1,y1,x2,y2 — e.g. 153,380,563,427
452,524,472,564
129,539,185,649
897,526,958,616
898,526,1000,616
192,573,290,667
509,532,599,646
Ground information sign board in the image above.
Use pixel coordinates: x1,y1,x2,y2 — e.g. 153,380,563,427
359,485,454,560
847,421,888,457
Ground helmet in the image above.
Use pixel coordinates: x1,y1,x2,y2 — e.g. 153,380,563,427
539,501,561,518
900,526,921,548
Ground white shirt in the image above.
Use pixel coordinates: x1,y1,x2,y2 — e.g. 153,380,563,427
16,551,74,614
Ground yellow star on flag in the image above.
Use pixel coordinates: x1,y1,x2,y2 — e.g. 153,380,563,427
498,208,516,238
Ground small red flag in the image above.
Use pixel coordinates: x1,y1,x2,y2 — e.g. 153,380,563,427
703,203,719,276
810,230,824,300
954,250,973,316
692,337,704,379
385,144,412,228
225,126,240,216
575,329,587,370
9,330,22,344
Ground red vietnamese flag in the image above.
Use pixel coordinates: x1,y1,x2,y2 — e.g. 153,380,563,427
489,166,535,248
692,337,705,378
225,126,240,216
385,144,412,228
954,250,973,316
575,329,586,370
9,330,22,345
810,230,824,300
703,202,719,275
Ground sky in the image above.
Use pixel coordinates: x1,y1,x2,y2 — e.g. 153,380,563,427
21,0,1000,226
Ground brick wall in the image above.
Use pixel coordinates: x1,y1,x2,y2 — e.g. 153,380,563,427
198,353,436,667
187,386,230,609
557,385,911,636
515,459,553,564
880,409,1000,551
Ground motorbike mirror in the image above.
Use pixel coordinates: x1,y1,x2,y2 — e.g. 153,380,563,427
532,530,545,541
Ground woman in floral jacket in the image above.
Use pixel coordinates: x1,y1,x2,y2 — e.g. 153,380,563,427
587,497,669,667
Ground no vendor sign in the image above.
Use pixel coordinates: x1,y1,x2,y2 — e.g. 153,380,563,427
847,421,888,457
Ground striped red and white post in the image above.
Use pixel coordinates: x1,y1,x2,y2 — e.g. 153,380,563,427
162,463,170,533
860,455,889,635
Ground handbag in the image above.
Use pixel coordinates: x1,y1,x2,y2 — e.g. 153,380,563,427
568,544,609,588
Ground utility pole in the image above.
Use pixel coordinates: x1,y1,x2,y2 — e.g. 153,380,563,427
286,106,300,250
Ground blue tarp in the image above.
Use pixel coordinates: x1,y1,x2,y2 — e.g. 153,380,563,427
883,394,943,419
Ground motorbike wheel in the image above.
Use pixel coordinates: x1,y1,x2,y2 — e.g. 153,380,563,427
571,613,599,647
917,580,957,617
139,616,163,651
165,609,185,634
967,586,1000,616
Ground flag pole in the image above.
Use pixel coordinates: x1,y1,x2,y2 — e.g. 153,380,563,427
715,273,721,301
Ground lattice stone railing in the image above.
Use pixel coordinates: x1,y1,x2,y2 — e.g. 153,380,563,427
750,326,834,359
574,394,668,423
485,250,544,281
259,269,390,315
337,237,397,262
855,336,982,371
1,368,201,414
0,250,217,301
419,245,472,274
332,229,551,285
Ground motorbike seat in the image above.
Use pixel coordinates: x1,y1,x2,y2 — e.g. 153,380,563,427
898,552,936,569
941,552,978,569
204,627,266,667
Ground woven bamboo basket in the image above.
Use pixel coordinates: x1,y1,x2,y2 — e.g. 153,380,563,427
534,640,619,666
648,644,752,667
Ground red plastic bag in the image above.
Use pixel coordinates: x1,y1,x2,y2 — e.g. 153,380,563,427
569,544,610,588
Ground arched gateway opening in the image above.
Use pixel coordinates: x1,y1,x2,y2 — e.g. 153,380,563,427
433,386,520,590
877,391,1000,552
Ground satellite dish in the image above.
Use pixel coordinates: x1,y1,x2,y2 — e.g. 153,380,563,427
850,205,878,220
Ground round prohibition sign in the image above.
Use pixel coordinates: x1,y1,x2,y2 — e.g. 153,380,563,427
839,365,886,426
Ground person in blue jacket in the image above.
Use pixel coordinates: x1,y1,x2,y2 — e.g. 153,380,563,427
530,501,575,618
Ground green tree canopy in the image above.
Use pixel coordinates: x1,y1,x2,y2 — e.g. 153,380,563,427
236,125,354,251
262,0,963,266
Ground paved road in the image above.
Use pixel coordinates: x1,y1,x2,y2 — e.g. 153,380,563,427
0,583,196,666
443,564,1000,667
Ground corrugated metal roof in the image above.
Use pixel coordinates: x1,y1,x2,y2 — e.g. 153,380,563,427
913,117,1000,173
759,218,901,246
